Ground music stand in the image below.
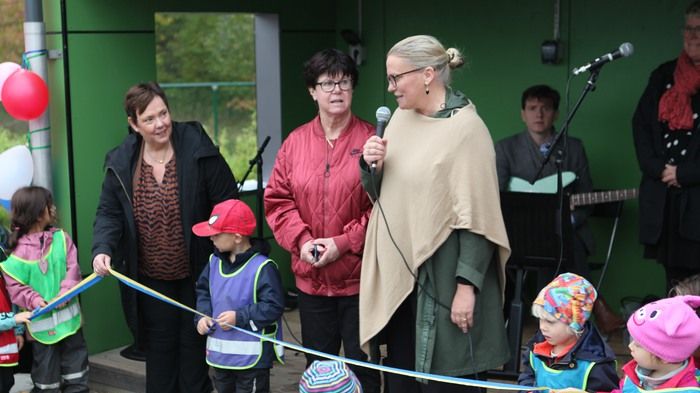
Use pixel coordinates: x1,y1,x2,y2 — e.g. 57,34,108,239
493,191,575,379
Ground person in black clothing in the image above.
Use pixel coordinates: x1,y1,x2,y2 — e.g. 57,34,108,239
92,82,238,393
633,1,700,291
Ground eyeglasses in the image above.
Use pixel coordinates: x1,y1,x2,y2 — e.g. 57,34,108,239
315,79,353,92
684,25,700,35
387,67,424,88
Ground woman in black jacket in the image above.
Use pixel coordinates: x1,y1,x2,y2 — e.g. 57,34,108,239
92,82,238,393
633,2,700,290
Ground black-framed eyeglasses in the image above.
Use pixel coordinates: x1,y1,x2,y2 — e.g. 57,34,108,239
315,79,353,92
684,25,700,35
387,67,424,88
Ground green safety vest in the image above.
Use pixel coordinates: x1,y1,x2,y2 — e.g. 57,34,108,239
2,230,81,344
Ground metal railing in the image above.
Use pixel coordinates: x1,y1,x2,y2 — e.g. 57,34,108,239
160,81,255,142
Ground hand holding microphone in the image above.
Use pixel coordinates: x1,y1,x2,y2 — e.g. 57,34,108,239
363,106,392,173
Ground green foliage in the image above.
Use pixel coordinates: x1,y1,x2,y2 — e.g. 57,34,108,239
217,110,258,180
155,13,259,182
0,124,24,153
0,0,24,61
0,206,8,229
155,13,255,83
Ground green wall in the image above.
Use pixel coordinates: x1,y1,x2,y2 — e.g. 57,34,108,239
338,0,688,312
45,0,691,353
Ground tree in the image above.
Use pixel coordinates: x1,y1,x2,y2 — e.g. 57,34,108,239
0,0,27,152
155,13,258,182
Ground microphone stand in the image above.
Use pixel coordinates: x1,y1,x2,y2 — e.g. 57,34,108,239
238,135,271,240
531,68,601,276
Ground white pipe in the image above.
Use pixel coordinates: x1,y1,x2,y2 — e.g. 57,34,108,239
24,19,52,191
553,0,561,41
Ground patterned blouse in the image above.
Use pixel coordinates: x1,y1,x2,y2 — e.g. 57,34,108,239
133,157,190,280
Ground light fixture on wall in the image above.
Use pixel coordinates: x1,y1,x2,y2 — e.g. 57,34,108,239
541,40,560,64
341,29,363,66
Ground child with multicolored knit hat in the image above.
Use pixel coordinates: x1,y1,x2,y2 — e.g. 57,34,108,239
299,360,362,393
560,295,700,393
519,273,619,392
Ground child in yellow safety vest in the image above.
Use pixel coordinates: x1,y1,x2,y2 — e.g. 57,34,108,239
2,186,89,392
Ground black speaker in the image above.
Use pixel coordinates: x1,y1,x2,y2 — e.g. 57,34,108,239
541,40,561,64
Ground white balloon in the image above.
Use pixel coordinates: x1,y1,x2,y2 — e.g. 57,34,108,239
0,145,34,200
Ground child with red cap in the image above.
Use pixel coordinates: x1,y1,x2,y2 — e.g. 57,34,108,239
519,273,619,392
560,295,700,393
192,199,285,393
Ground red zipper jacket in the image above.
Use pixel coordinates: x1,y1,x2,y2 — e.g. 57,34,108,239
264,115,374,296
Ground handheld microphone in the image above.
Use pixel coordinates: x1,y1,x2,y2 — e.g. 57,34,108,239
572,42,634,75
371,106,392,171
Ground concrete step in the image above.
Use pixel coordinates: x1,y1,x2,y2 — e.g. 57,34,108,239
88,347,145,393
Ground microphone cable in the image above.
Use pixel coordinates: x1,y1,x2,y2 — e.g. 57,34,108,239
368,169,452,313
549,72,578,280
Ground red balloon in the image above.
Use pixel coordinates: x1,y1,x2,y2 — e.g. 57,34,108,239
1,69,49,121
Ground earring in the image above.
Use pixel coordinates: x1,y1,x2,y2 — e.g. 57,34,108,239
425,82,430,95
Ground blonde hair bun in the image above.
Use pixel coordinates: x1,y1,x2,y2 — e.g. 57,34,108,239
446,48,465,69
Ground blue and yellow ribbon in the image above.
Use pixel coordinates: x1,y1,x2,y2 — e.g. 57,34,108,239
32,268,548,390
30,273,102,319
107,269,547,391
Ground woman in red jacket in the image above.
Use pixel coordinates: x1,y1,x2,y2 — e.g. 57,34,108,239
264,48,379,392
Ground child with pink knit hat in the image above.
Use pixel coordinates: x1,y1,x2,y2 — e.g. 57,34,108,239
560,295,700,393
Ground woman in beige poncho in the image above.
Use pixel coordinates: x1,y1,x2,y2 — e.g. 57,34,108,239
360,35,511,393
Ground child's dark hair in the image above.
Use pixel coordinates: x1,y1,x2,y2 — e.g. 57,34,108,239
7,186,54,250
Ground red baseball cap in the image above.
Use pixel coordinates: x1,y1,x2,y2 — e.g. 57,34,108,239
192,199,256,237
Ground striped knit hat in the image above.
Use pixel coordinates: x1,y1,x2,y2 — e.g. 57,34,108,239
299,360,362,393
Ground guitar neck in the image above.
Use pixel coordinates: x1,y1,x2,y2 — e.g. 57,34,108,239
571,188,638,208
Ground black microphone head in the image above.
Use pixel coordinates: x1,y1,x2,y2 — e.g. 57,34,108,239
376,106,391,123
619,42,634,57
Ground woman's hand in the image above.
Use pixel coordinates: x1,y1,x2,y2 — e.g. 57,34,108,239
661,164,680,187
300,240,319,264
311,238,339,268
93,253,112,276
16,334,24,351
450,283,476,333
363,135,387,171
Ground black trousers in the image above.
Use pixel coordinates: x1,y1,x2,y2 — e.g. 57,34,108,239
0,366,13,393
212,367,270,393
297,291,380,393
384,294,485,393
31,330,89,393
139,276,212,393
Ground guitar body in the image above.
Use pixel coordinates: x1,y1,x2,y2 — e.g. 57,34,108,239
507,172,577,193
